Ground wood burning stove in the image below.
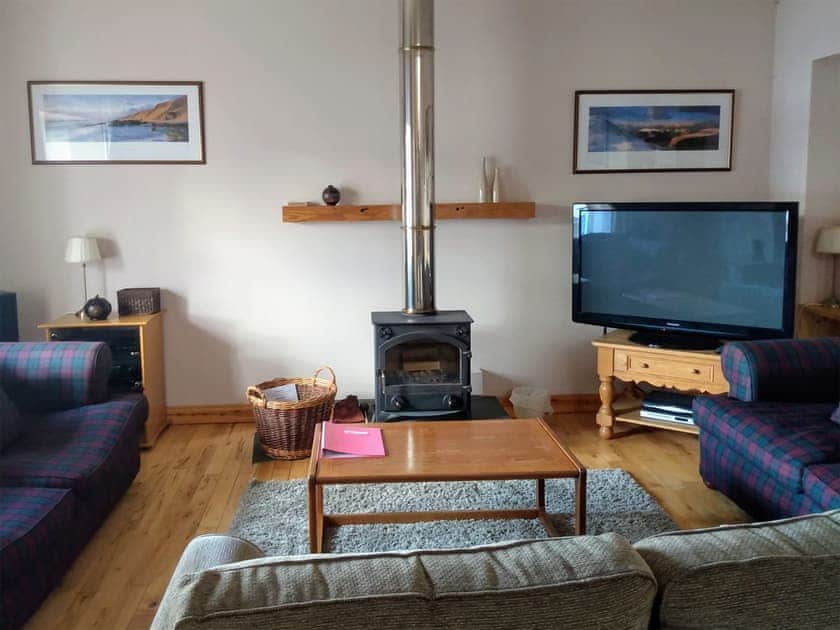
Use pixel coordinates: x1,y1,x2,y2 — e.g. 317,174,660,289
372,311,472,421
371,1,475,421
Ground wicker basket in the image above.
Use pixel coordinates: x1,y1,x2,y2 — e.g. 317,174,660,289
246,367,337,460
117,288,161,316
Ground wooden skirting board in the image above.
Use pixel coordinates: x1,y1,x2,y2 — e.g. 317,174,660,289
167,404,253,424
166,394,599,425
550,393,600,413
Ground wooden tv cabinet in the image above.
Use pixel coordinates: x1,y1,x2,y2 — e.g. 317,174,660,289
592,330,729,439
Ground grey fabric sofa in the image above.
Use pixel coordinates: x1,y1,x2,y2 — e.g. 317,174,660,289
153,509,840,629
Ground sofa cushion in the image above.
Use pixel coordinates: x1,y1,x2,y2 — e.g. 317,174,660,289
634,509,840,630
0,385,23,450
803,463,840,509
832,403,840,425
694,396,840,491
0,394,146,500
0,487,79,629
152,534,657,630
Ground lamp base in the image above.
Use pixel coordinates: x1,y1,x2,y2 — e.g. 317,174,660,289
821,295,840,309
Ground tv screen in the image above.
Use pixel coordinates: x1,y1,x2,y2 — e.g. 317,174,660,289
572,202,798,345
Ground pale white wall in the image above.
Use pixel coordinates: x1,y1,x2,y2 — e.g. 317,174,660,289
802,55,840,302
769,0,840,302
0,0,776,405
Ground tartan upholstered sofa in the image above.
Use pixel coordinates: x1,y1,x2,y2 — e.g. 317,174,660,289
695,337,840,519
0,342,147,629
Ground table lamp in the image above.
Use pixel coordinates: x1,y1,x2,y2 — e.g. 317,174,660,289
64,236,101,305
816,225,840,307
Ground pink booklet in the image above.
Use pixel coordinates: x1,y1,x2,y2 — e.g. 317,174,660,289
320,422,385,458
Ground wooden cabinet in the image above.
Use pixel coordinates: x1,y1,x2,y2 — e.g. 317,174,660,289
797,303,840,338
592,330,729,438
38,312,168,447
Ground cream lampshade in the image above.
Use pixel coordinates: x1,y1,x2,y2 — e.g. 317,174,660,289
64,236,101,265
816,225,840,307
64,236,101,305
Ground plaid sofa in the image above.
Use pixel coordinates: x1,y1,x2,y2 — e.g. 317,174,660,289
0,342,147,629
695,337,840,520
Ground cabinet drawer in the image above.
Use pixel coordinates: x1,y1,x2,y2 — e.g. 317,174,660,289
616,352,713,382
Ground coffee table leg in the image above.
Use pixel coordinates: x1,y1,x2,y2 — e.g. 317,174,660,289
308,478,324,553
575,470,587,535
536,478,561,537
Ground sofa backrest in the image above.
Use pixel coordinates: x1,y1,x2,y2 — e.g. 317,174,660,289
153,533,656,630
155,511,840,629
634,509,840,629
721,337,840,403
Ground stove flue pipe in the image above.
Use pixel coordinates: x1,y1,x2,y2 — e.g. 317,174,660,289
400,0,435,314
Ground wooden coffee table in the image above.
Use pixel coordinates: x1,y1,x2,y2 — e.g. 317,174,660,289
306,418,586,553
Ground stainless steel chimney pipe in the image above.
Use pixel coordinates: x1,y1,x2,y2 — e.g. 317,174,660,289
400,0,435,314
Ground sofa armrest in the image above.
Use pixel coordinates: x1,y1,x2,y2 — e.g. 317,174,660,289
153,535,264,630
721,338,840,402
0,342,112,411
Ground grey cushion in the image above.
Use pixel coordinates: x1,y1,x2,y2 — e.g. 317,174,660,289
152,534,656,630
831,402,839,425
0,384,23,450
634,509,840,629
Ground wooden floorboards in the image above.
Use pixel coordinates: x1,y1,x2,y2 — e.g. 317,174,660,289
25,412,749,629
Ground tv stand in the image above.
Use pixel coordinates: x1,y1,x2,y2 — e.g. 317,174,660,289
592,330,730,439
628,330,721,351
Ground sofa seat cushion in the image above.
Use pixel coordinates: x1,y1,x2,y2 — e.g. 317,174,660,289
634,509,840,630
694,396,840,491
803,463,840,509
152,534,657,630
0,394,146,499
0,487,79,628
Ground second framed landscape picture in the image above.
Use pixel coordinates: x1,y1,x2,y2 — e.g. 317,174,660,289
28,81,205,164
574,90,734,173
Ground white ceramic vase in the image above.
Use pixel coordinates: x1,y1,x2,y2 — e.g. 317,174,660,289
479,156,490,202
491,166,500,202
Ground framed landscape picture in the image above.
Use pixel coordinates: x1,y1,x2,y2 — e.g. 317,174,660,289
28,81,205,164
573,90,734,173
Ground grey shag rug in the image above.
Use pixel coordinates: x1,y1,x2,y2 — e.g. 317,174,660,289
229,469,676,555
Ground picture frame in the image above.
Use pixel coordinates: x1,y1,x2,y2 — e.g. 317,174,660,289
573,90,734,174
28,81,206,164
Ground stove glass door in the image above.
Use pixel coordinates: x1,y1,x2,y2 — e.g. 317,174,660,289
383,340,460,386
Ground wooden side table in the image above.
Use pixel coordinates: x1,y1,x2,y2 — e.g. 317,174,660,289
38,312,168,447
797,303,840,338
592,330,729,439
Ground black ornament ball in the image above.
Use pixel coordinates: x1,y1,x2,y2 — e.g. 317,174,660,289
322,185,341,206
83,295,112,321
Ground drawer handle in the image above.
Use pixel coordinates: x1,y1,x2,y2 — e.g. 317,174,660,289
692,368,701,374
640,363,649,369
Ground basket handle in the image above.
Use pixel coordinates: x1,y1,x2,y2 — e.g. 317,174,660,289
246,385,266,402
313,366,336,386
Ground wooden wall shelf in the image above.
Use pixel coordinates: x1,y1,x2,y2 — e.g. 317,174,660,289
282,201,535,223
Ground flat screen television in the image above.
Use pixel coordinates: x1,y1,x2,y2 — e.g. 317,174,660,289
572,202,798,349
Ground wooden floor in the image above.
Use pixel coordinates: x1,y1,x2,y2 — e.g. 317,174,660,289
25,412,749,629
